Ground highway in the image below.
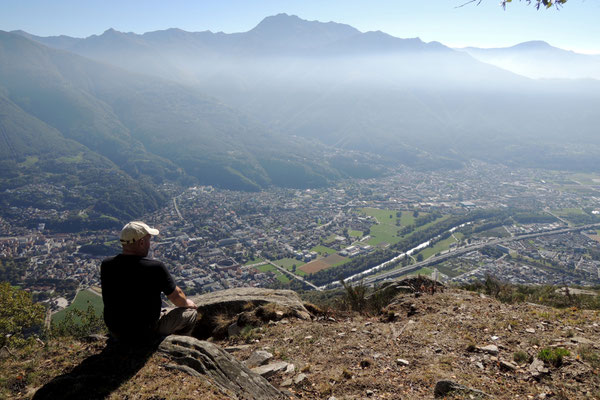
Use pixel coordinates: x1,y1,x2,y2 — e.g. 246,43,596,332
359,222,600,286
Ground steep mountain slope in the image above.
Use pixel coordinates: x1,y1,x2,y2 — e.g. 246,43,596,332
14,14,600,171
0,92,164,227
462,41,600,80
1,30,370,203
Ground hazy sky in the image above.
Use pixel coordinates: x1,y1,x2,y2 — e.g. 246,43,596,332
2,0,599,54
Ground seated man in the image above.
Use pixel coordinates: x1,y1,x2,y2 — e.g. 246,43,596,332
101,221,197,343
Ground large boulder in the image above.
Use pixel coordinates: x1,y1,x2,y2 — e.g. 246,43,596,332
189,288,312,339
159,335,286,400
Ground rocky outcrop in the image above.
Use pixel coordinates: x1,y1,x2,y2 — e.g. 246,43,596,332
159,335,286,400
189,287,312,339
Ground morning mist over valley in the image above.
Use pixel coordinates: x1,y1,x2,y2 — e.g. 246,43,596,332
2,1,600,399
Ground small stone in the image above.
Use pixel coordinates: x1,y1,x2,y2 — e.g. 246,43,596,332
366,389,374,396
285,364,295,374
478,345,499,355
293,373,307,384
529,358,549,378
525,328,535,334
251,361,289,378
396,358,410,366
476,362,484,369
304,336,313,340
243,350,273,368
279,319,289,324
365,321,373,326
499,360,518,371
281,378,293,387
338,333,346,337
351,328,357,332
328,317,336,322
491,335,499,341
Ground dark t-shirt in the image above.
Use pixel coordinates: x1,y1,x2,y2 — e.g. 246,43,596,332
100,254,176,339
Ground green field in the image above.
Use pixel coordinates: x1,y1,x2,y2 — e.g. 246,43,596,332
399,212,416,227
554,208,586,216
52,289,103,324
244,257,265,266
362,207,398,223
256,264,276,273
415,233,463,260
361,208,401,246
349,230,363,238
360,208,448,246
311,245,337,256
273,258,307,276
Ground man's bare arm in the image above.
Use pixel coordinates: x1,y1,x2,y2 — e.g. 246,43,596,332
167,286,197,308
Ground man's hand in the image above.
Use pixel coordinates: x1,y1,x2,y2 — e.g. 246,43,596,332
167,286,197,308
184,298,197,309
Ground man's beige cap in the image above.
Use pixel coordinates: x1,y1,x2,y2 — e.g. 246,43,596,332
120,221,159,244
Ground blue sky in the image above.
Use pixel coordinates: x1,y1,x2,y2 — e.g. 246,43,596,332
2,0,599,54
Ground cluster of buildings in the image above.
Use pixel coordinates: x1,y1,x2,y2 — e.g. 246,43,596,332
1,162,600,309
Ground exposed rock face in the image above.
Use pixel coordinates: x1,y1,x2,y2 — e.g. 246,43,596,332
189,287,312,339
159,335,286,400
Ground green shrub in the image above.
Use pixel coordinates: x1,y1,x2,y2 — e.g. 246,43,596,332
51,305,105,338
538,347,570,367
341,280,368,313
0,282,45,348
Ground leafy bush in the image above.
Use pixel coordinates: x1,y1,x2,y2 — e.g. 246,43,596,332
538,347,570,367
341,280,368,313
0,282,45,348
341,280,399,314
50,305,105,338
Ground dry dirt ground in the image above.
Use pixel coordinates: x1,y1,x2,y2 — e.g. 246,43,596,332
4,289,600,399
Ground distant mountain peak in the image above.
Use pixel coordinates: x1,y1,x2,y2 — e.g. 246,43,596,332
511,40,552,50
250,13,359,36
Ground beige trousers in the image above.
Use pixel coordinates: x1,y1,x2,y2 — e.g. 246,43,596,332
155,307,198,337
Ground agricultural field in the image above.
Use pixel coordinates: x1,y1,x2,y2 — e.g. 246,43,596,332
52,288,103,324
361,208,401,246
349,230,363,238
273,258,307,276
311,245,337,256
360,208,448,247
300,254,348,274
